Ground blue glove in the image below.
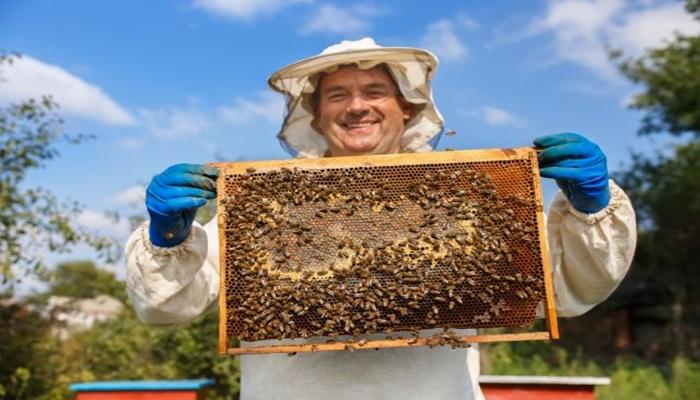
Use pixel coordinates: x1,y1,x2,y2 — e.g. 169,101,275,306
534,133,610,214
145,163,218,247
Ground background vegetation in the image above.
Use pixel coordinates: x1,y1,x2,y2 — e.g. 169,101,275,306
1,1,699,399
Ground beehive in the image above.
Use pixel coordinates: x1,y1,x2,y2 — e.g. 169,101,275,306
213,148,558,355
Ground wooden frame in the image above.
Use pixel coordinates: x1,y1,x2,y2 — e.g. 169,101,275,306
213,147,558,355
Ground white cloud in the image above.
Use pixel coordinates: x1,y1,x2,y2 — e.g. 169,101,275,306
139,107,210,139
301,4,382,35
619,90,639,108
420,20,468,62
119,137,146,150
109,185,146,208
560,80,617,97
0,55,135,126
193,0,312,20
529,0,625,80
219,91,284,124
77,210,131,237
608,4,700,54
530,0,700,81
464,106,525,127
456,13,480,30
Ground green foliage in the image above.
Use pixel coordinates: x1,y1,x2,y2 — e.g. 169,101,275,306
596,357,700,400
611,134,700,360
597,359,672,400
670,357,700,399
35,260,127,303
0,52,119,287
1,259,240,399
0,302,59,400
616,32,700,136
615,141,700,291
151,311,241,399
618,141,700,227
484,344,700,400
604,0,700,362
43,309,240,400
484,341,602,377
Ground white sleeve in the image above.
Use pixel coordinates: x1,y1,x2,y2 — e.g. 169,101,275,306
546,180,637,317
125,216,220,325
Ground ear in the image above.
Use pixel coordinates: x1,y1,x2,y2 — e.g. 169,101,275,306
401,100,415,121
311,117,324,136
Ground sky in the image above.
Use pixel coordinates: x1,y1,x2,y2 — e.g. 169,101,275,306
1,0,698,283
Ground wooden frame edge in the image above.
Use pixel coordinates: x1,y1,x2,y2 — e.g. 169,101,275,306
212,148,560,353
215,170,229,354
226,331,553,355
209,147,535,174
529,151,560,340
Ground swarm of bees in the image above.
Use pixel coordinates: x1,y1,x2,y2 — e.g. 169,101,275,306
220,162,545,348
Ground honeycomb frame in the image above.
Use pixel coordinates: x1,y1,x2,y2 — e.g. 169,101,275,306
213,148,558,355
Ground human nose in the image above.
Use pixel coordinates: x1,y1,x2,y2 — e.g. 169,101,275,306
346,93,370,113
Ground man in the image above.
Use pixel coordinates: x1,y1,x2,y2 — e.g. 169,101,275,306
126,38,636,400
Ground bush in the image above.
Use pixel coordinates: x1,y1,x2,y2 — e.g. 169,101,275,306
41,309,240,400
483,342,700,400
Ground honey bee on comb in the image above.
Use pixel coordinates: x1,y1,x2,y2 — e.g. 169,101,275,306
215,149,556,354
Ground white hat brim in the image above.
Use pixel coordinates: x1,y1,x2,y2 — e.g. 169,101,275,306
268,47,437,95
268,43,444,158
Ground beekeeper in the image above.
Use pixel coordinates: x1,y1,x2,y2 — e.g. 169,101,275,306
126,38,636,400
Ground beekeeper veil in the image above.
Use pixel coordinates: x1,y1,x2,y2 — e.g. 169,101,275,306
268,38,445,158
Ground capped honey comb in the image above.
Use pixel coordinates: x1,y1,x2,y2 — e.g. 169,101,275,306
213,148,558,355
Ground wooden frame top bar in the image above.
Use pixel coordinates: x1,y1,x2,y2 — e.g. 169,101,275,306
210,147,534,173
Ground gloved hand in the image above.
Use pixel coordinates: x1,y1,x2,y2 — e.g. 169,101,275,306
534,133,610,214
145,163,218,247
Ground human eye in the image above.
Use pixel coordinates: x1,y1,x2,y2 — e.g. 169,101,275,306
365,87,390,100
325,92,347,102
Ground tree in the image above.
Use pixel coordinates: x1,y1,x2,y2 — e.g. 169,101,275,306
617,36,700,136
0,53,118,288
614,2,699,136
614,142,700,359
606,0,700,360
35,260,127,303
40,309,240,400
1,256,241,399
0,300,61,400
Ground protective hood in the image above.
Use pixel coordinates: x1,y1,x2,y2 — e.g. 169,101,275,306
268,38,444,158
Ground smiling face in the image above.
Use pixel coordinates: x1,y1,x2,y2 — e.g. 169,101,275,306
311,64,414,157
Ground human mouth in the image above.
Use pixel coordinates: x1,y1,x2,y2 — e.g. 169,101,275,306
342,121,377,134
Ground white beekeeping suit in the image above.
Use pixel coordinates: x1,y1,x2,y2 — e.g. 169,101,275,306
126,38,637,400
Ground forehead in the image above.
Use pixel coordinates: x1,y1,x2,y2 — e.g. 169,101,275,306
318,64,396,91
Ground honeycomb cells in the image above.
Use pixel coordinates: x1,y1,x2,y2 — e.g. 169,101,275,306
219,157,546,342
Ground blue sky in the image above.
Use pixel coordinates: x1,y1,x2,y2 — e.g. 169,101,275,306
1,0,698,279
